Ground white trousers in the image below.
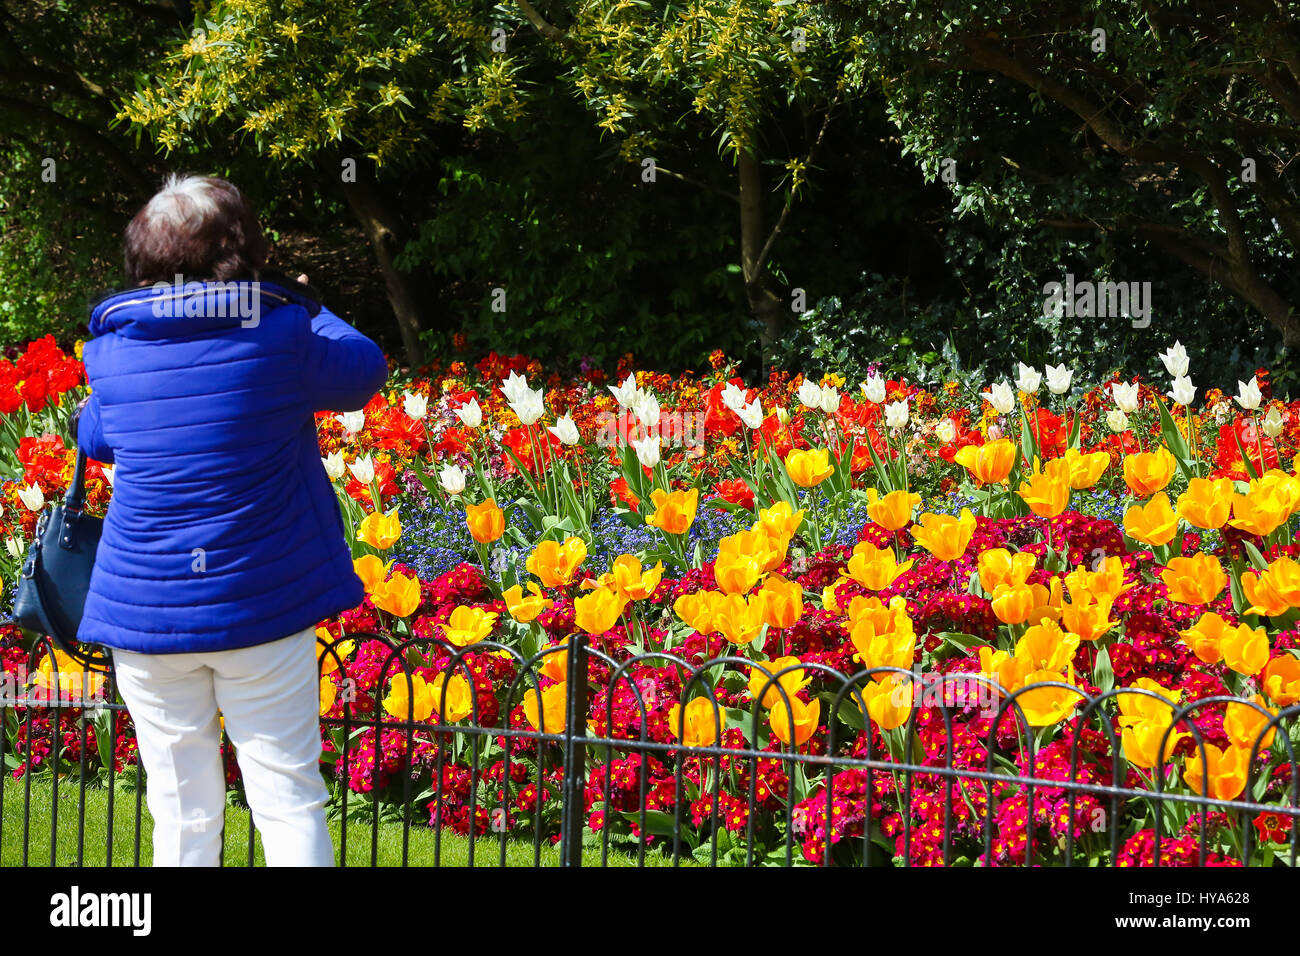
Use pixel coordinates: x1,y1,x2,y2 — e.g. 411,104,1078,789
111,625,335,866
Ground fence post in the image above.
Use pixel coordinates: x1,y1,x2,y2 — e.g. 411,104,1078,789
560,632,589,867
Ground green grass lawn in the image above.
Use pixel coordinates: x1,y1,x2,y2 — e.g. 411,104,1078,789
1,776,697,867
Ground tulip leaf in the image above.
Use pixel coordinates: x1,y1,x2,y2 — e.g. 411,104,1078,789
1152,394,1195,482
1066,406,1081,450
1092,646,1114,695
1241,540,1269,572
836,695,867,732
1232,428,1262,481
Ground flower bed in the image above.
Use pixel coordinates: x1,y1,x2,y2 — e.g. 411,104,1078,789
3,338,1300,866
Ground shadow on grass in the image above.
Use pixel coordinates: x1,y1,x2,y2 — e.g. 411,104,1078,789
1,776,699,867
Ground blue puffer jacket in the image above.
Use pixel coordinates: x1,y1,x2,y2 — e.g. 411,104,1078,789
74,277,389,654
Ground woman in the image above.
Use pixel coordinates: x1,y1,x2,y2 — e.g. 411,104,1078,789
72,174,389,866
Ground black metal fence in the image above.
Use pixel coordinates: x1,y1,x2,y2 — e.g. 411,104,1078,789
3,629,1299,867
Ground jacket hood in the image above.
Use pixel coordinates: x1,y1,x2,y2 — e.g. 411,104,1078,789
88,273,322,339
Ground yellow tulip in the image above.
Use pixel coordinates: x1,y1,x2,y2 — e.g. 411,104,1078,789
610,555,665,601
953,438,1017,486
718,527,786,577
748,656,813,709
319,676,337,717
1228,490,1290,537
1014,669,1078,727
1243,557,1300,617
978,548,1037,593
1219,620,1269,676
466,498,505,543
785,447,834,487
370,570,421,617
1065,555,1135,605
1061,447,1110,490
353,554,394,594
1176,478,1234,530
503,581,554,623
843,542,914,591
990,582,1054,626
668,698,725,748
316,632,355,676
909,508,977,561
713,592,767,645
383,672,435,722
428,671,474,723
1060,592,1118,642
1159,553,1226,605
821,579,842,614
847,595,916,672
1017,457,1071,519
769,694,820,747
1122,448,1177,498
755,500,805,540
645,487,700,536
673,590,720,635
858,672,914,730
527,537,588,588
713,546,765,596
573,586,628,635
1122,719,1188,769
1117,677,1182,725
441,605,498,646
357,506,402,549
522,682,567,733
1123,492,1178,548
1183,744,1251,802
1014,619,1079,672
866,488,922,532
1177,611,1229,665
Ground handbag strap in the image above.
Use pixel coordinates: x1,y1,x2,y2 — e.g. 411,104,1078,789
64,448,89,511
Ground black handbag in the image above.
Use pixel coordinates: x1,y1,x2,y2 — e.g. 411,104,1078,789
10,448,111,671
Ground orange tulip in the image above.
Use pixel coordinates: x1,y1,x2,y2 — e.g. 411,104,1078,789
1223,695,1277,751
523,682,567,733
1123,492,1178,548
1183,744,1251,802
1122,448,1177,497
466,498,505,543
756,573,804,629
785,448,834,487
1177,611,1229,665
1243,557,1300,617
1220,620,1269,676
527,537,588,588
610,554,665,601
1176,478,1234,530
539,643,569,684
353,554,394,594
1159,553,1226,605
865,488,921,532
673,590,720,634
1061,592,1118,642
953,438,1017,486
1228,490,1290,537
713,545,764,596
1263,654,1300,705
1122,719,1188,769
316,632,356,676
990,583,1048,626
748,656,813,709
769,694,820,747
645,487,699,536
909,508,977,561
668,697,725,747
319,676,337,717
370,570,421,617
1015,619,1079,672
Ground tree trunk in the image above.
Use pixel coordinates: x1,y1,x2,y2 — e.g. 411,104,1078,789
738,148,787,372
338,175,426,367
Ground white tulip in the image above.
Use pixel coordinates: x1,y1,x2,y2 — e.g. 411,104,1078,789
817,385,841,415
1168,376,1197,407
336,410,364,434
1159,341,1190,379
861,374,886,404
1235,376,1263,411
884,400,909,429
321,451,345,480
102,464,116,486
1015,362,1042,394
609,373,639,409
982,381,1015,415
797,379,824,410
631,390,661,430
403,391,428,421
773,405,790,426
720,381,747,413
1044,363,1073,395
548,413,580,446
510,393,546,427
17,483,45,512
454,398,482,428
631,435,661,468
934,418,956,444
5,536,21,560
1262,406,1285,438
1106,409,1129,433
1111,381,1139,414
501,371,532,406
737,399,764,430
438,463,466,495
347,454,375,485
